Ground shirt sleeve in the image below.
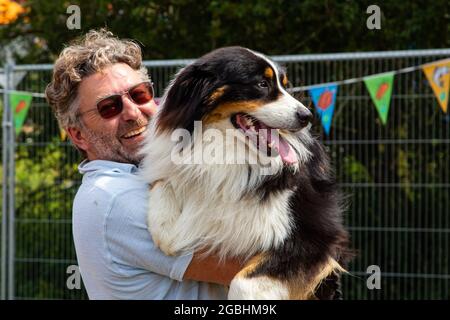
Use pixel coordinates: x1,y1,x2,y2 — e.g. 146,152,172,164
104,187,193,281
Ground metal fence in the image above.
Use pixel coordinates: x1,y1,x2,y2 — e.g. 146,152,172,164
1,49,449,300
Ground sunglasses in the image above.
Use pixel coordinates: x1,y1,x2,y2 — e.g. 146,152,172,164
78,81,154,119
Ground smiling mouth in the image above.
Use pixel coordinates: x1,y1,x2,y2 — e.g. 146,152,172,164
230,113,298,164
122,126,147,139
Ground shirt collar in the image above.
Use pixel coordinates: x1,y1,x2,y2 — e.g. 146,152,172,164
78,159,138,174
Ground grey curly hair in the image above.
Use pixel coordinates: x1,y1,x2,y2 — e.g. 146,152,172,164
45,29,149,129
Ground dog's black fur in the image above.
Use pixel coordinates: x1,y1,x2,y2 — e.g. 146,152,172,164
253,139,351,299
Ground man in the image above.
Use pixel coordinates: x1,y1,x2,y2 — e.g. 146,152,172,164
45,29,242,299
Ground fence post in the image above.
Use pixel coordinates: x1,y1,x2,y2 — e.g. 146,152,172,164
1,62,16,300
1,63,11,300
7,62,15,300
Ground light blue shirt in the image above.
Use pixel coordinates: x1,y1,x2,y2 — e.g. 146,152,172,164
72,160,228,300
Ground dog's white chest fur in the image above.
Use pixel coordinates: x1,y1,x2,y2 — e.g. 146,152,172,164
147,169,294,259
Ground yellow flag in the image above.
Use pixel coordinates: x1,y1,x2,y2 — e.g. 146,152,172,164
422,59,450,113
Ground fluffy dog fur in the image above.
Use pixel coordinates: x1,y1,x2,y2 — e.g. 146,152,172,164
140,46,351,300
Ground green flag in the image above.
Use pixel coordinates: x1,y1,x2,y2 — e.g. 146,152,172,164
10,92,32,135
363,72,395,125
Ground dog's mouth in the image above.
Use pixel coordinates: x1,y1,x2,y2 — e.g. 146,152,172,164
231,113,298,164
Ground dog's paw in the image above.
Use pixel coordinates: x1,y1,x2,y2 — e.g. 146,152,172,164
150,228,178,256
150,232,162,250
158,240,177,256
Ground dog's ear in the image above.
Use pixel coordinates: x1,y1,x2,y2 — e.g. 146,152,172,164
157,64,216,133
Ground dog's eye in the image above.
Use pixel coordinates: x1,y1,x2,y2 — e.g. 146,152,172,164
258,80,269,88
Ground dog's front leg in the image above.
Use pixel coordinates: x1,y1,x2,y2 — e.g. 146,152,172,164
228,255,343,300
147,180,182,256
228,254,290,300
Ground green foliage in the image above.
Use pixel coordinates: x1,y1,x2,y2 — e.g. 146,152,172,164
343,155,373,183
0,0,449,63
396,149,414,201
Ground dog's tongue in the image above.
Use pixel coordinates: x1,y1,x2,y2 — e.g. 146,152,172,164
268,129,298,164
277,136,297,164
236,114,298,164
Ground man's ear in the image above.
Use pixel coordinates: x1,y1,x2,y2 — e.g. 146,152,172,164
67,126,89,153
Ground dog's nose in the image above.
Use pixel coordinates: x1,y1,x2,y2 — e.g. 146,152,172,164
297,109,313,128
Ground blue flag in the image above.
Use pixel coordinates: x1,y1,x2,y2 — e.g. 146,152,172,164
309,84,338,136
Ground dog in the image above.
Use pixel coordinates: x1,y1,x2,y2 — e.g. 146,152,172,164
140,46,351,299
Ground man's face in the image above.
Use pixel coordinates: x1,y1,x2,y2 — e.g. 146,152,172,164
74,63,157,165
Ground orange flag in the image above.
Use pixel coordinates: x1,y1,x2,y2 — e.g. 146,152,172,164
422,59,450,113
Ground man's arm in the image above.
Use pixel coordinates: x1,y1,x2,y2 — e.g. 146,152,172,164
184,252,244,286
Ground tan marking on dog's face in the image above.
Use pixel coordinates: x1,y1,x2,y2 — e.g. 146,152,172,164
208,85,228,104
202,100,263,125
282,75,288,87
264,67,274,79
287,257,346,300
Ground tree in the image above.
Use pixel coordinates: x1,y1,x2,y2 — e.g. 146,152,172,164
0,0,448,63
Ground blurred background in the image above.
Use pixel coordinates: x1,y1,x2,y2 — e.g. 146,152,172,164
0,0,449,299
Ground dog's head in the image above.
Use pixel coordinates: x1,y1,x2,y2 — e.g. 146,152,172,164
155,46,314,168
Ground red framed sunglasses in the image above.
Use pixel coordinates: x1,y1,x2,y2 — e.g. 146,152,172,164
78,81,154,119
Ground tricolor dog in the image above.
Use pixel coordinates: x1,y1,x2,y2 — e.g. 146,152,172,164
140,46,351,299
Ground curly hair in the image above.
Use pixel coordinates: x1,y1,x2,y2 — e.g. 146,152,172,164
45,29,149,129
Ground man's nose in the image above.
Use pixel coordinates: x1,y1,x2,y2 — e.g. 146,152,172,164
296,107,313,128
120,96,140,121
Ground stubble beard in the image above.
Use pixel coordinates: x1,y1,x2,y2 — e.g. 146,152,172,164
82,116,149,166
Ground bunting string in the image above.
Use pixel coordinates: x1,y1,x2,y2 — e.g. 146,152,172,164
288,57,450,135
0,57,449,137
0,59,447,98
290,65,423,93
0,59,448,100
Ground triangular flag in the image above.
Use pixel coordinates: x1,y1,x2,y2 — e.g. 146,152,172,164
9,92,32,135
422,59,450,113
309,84,338,136
0,71,27,88
364,72,395,125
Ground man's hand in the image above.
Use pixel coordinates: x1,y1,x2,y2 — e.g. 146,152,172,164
184,251,245,286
